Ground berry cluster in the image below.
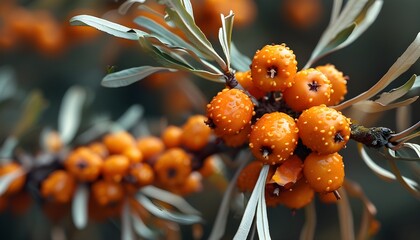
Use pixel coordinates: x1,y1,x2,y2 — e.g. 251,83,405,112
206,43,352,209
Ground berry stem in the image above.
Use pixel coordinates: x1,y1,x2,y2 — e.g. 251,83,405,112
350,124,394,148
224,71,238,88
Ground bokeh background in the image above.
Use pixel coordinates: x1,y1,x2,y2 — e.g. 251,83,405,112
0,0,419,239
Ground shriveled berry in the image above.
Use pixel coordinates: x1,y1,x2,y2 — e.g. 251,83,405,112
297,105,351,154
41,170,76,203
206,88,254,136
64,147,103,182
251,44,297,92
154,148,192,187
283,68,332,112
316,64,347,105
91,180,124,207
181,115,212,151
270,155,303,188
235,70,266,99
303,152,344,193
249,112,299,165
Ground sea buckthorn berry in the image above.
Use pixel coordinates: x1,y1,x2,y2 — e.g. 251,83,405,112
103,131,136,154
181,115,212,151
251,44,297,92
43,130,63,153
206,88,254,136
303,152,344,193
137,136,165,160
154,148,192,187
297,105,351,154
64,147,103,182
91,180,124,207
221,123,251,147
249,112,299,165
235,70,266,99
0,162,26,195
122,146,143,164
102,155,130,182
278,178,315,209
237,161,275,192
88,142,109,158
161,125,183,148
199,155,222,178
171,172,203,196
40,170,76,203
282,68,332,112
316,64,347,105
318,192,338,204
124,163,155,193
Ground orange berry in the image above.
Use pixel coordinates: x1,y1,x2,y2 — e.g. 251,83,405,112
199,155,221,178
297,105,351,154
154,148,192,187
102,155,130,182
206,88,254,136
235,70,266,99
237,161,275,192
43,130,63,153
88,142,109,158
316,64,348,105
251,44,297,92
64,147,103,182
282,0,323,30
318,192,338,204
181,115,212,151
124,163,155,192
103,131,136,154
137,136,165,160
283,68,332,112
0,162,26,195
171,172,203,196
122,146,143,164
303,152,345,193
278,178,315,209
265,183,283,207
221,123,251,147
91,180,124,207
249,112,299,165
40,170,76,203
161,125,183,148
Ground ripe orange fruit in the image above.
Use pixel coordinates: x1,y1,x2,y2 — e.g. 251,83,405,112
249,112,299,165
0,162,26,195
137,136,165,160
88,142,109,158
220,123,251,147
102,155,130,183
161,125,183,148
181,115,212,151
206,88,254,136
124,163,155,193
64,147,103,182
40,170,76,203
251,44,297,92
278,178,314,209
297,105,351,154
316,64,348,105
122,146,143,164
303,152,345,193
154,148,192,187
91,180,124,206
235,70,266,99
103,131,136,154
282,68,331,112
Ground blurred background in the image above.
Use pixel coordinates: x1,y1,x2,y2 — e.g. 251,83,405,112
0,0,419,239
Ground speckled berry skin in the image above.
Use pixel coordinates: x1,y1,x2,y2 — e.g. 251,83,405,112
303,152,344,193
316,64,347,106
278,178,315,209
154,148,192,187
235,70,266,99
297,105,351,154
64,147,103,182
41,170,76,203
237,161,263,192
181,115,212,151
206,88,254,136
283,68,332,112
249,112,299,165
251,44,297,92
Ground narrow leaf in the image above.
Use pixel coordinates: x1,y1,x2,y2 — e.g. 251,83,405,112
0,66,17,102
72,184,89,229
122,200,134,240
137,195,202,224
102,66,177,88
300,201,317,240
218,11,234,70
70,15,144,40
337,188,355,240
329,0,343,26
0,136,18,159
59,86,86,145
180,0,195,20
316,23,357,60
118,0,147,15
376,74,417,105
351,96,418,113
115,104,144,131
256,173,271,240
140,186,200,215
230,42,252,72
388,159,420,197
233,165,270,240
131,213,158,239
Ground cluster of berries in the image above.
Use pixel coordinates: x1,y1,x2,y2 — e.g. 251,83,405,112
0,114,222,220
206,43,351,209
